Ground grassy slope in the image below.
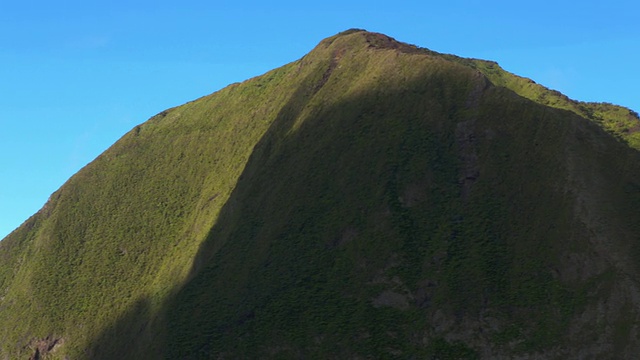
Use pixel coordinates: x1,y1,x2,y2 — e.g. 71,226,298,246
0,56,303,358
1,30,639,359
468,59,640,149
159,32,640,359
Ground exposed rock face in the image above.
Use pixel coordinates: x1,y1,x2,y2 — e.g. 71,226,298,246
27,336,63,360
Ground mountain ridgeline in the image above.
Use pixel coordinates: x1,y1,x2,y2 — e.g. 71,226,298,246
2,29,640,359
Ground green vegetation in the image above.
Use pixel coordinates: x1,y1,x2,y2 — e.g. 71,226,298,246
1,29,639,359
470,59,640,149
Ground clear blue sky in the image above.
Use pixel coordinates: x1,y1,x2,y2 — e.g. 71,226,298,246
1,0,638,239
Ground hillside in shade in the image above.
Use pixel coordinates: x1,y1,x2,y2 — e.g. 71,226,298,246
1,29,640,359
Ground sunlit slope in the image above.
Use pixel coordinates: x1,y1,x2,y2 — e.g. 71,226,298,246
1,29,639,359
0,52,304,359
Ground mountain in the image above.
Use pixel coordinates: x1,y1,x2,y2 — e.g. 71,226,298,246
2,29,640,359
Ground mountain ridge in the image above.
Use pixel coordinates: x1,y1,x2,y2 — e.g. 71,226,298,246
2,29,640,359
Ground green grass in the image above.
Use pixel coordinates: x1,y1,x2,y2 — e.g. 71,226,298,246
1,29,640,359
470,59,640,150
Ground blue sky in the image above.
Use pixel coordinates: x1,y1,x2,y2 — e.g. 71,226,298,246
1,0,638,239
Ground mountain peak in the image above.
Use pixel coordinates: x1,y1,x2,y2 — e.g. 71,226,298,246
336,28,368,36
318,28,425,54
2,30,640,359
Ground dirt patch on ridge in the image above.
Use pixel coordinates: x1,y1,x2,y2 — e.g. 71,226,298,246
363,32,423,54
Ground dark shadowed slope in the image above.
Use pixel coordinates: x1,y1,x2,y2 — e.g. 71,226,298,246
1,30,640,359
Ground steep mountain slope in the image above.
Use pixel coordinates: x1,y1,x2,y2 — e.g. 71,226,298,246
1,29,640,359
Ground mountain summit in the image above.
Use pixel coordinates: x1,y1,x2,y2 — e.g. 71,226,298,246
2,30,640,359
